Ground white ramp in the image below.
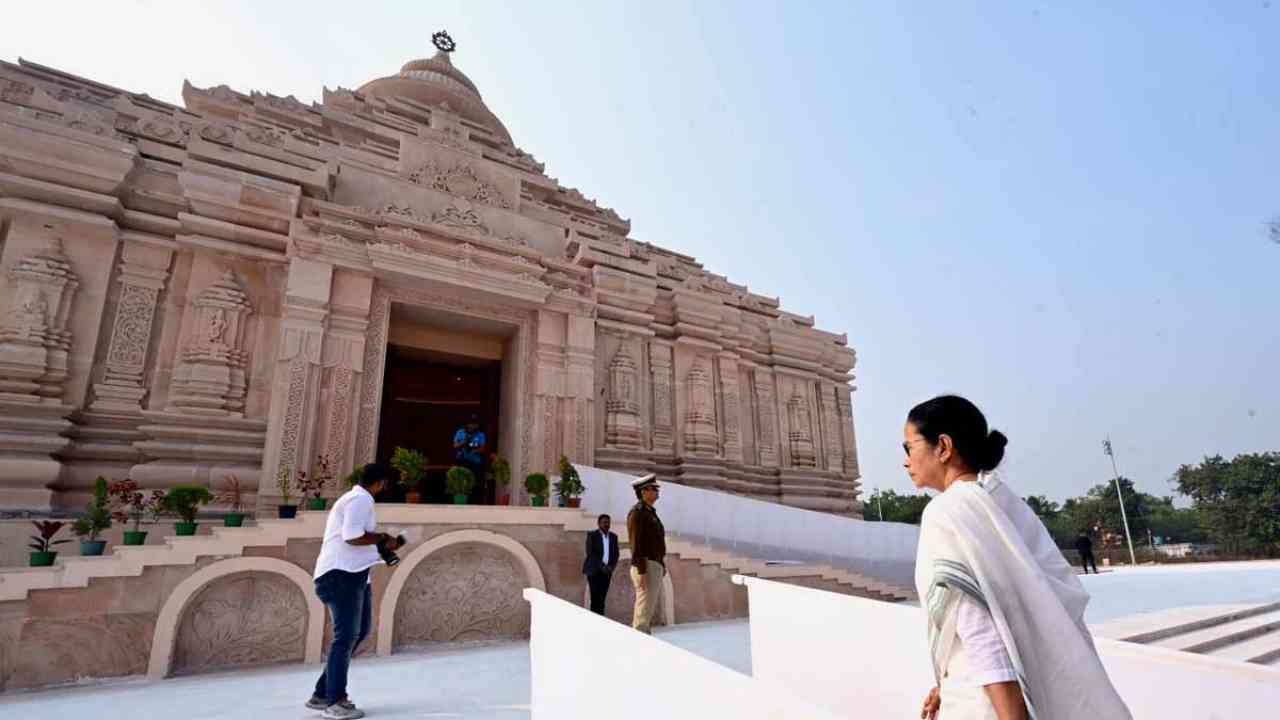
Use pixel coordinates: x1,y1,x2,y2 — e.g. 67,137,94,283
523,588,841,720
735,575,1280,719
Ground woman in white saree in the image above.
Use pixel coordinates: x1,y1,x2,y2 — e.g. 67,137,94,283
905,396,1131,720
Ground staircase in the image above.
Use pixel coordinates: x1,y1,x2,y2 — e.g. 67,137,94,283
0,509,914,603
1116,601,1280,667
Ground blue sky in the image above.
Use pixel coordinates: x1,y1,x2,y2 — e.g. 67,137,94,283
7,2,1276,502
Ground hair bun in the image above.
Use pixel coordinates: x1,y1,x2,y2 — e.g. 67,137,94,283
980,429,1008,471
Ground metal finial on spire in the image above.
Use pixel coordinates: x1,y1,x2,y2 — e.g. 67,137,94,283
432,30,456,54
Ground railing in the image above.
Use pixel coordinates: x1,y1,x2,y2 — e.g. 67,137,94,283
735,575,1280,719
576,465,920,588
523,588,843,719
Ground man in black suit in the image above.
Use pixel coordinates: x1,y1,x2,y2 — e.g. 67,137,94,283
582,514,620,615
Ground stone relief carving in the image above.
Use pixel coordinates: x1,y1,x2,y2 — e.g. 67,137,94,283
10,614,153,688
167,270,253,415
838,392,858,476
172,572,308,675
324,366,356,490
753,372,778,467
0,79,35,104
649,344,674,452
820,386,843,472
198,121,236,145
605,345,642,450
99,282,161,398
63,108,114,136
786,387,817,468
393,543,531,647
683,357,718,455
354,293,391,465
431,205,491,235
244,125,286,147
408,160,512,209
0,239,79,401
719,358,741,460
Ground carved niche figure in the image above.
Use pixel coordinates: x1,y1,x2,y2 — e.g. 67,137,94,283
0,239,79,401
431,205,491,236
753,372,778,467
786,387,817,468
605,345,643,450
683,358,718,455
167,270,254,416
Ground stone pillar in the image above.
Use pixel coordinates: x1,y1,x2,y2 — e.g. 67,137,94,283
258,258,332,511
313,271,372,495
819,382,844,472
717,353,742,462
649,341,674,455
752,369,779,467
838,386,860,477
565,312,596,465
89,234,174,414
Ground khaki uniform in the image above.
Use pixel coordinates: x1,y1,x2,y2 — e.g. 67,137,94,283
626,500,666,634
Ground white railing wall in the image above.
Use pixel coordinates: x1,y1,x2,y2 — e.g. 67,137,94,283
735,575,1280,719
577,465,920,587
523,588,843,720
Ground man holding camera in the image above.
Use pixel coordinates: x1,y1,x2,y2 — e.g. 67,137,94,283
307,463,404,719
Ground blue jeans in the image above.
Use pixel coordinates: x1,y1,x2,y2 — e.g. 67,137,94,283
314,569,373,704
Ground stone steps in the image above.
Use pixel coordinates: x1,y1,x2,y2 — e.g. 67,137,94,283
0,506,914,603
1119,601,1280,668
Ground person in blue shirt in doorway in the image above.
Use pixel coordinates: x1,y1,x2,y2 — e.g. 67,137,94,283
453,414,487,497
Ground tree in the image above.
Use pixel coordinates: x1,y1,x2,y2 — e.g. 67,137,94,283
1174,453,1280,556
862,489,932,524
1024,495,1060,519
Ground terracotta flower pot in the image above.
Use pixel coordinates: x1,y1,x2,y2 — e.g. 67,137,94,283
566,498,581,508
278,505,299,519
224,513,246,527
122,530,148,546
174,522,197,536
29,551,57,567
405,491,421,504
80,540,107,556
498,494,510,506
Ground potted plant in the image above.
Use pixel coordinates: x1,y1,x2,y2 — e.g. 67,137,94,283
216,474,247,527
391,446,428,504
491,455,511,505
72,476,112,556
344,464,364,488
277,466,299,519
161,486,214,536
29,521,69,566
303,454,335,510
554,456,585,509
446,465,476,505
525,473,549,507
108,479,162,545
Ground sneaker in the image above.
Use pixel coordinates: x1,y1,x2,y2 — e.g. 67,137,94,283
322,702,365,720
307,697,355,711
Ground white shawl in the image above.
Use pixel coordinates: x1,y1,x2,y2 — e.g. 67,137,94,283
914,473,1132,719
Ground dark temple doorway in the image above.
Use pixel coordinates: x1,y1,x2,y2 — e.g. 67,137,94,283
376,344,501,504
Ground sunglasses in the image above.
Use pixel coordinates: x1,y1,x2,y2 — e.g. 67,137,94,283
902,439,928,456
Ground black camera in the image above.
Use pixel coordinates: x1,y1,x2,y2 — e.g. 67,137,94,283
377,534,406,567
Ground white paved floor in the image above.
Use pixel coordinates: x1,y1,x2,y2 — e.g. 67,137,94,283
0,620,752,720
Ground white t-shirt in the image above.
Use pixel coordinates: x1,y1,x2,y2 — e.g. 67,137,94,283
600,530,611,566
313,485,380,580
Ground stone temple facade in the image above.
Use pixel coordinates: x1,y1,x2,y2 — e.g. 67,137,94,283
0,40,862,517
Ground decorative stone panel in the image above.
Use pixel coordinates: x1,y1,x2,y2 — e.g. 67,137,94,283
167,270,253,415
171,571,308,676
392,542,531,648
0,239,79,401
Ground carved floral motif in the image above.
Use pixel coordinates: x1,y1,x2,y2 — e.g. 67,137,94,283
172,572,308,675
394,543,531,647
409,161,512,209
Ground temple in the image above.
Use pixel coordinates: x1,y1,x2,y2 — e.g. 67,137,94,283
0,32,863,517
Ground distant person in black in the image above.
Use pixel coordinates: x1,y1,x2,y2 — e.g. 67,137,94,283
1075,532,1099,574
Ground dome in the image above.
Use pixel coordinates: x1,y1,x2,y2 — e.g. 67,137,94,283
357,47,513,145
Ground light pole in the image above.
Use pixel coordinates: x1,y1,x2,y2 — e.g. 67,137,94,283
874,487,884,521
1102,438,1137,566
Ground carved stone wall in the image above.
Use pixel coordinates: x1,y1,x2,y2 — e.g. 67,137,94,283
166,269,253,415
0,239,79,401
683,357,718,455
90,236,174,413
9,613,154,689
392,542,531,648
786,386,817,469
604,345,642,450
171,571,308,675
649,342,674,453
